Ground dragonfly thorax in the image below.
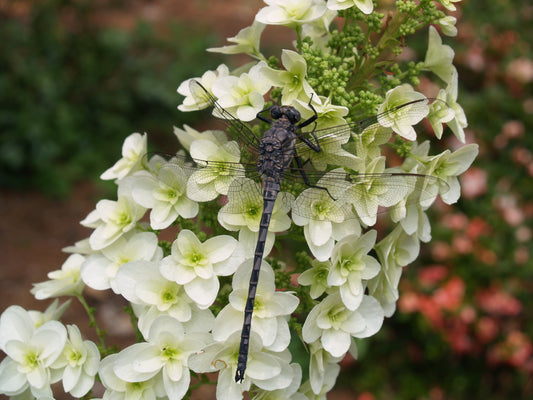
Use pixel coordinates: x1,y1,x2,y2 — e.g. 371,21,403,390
257,136,286,178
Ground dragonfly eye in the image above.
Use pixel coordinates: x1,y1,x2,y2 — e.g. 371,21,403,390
286,108,301,124
271,105,282,119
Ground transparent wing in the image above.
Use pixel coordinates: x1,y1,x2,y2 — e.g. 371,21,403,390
282,169,448,223
143,152,447,223
189,80,261,150
295,98,434,153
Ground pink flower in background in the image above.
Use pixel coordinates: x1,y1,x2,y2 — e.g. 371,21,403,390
487,331,533,369
433,276,465,312
476,286,522,316
418,265,448,287
476,316,499,344
506,58,533,84
461,167,488,199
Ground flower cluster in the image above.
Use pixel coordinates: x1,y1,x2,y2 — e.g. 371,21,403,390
1,1,476,399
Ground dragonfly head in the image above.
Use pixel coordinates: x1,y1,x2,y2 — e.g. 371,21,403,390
271,105,301,124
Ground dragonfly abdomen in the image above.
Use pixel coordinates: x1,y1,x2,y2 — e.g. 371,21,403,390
235,179,280,383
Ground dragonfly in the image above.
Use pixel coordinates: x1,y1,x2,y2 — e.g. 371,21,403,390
167,81,446,383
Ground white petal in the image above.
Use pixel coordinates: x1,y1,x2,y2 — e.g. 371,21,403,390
163,366,189,399
0,358,28,394
114,343,161,382
81,255,111,290
340,284,364,311
246,352,281,380
203,235,236,263
0,306,35,350
308,219,332,246
62,364,82,392
185,276,219,308
352,296,384,338
212,306,242,342
321,329,350,357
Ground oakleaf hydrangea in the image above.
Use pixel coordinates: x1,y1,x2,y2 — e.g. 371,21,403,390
1,1,477,399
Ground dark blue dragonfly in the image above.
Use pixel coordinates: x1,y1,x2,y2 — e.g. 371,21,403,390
166,81,446,382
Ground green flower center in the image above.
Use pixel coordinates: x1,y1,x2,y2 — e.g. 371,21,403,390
161,346,179,361
161,286,179,304
67,348,83,366
327,305,347,328
24,352,39,368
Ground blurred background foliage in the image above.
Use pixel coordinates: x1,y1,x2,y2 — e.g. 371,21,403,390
340,1,533,399
1,0,532,399
0,0,218,196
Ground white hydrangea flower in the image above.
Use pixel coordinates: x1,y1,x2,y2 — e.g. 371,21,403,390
377,84,429,141
100,132,147,181
300,9,337,51
437,0,462,11
62,237,94,256
369,226,420,316
262,50,317,104
396,141,438,204
294,97,358,171
173,125,229,152
0,307,67,398
394,193,433,242
298,359,340,398
302,293,384,357
114,260,196,324
292,169,360,261
421,143,479,205
129,164,199,230
160,229,244,309
343,157,412,226
298,259,332,299
327,0,373,14
189,331,295,400
251,363,307,400
211,62,271,121
207,20,265,58
81,231,162,293
28,299,71,328
80,184,146,251
423,26,456,84
328,231,381,310
51,325,100,397
439,15,458,37
295,95,349,130
212,260,299,352
113,316,209,400
443,69,469,143
255,0,327,28
307,340,342,395
99,353,164,400
427,89,456,140
218,178,293,257
177,64,230,112
187,139,243,202
30,253,85,300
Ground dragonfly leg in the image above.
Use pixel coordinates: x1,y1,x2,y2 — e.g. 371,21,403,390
296,96,318,129
297,98,321,152
293,154,337,200
256,105,274,124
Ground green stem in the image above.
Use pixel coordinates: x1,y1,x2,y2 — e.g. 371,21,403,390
76,294,108,352
295,25,303,51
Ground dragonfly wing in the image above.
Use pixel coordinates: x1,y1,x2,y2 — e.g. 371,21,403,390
189,80,261,151
285,169,447,225
143,152,263,208
295,98,433,155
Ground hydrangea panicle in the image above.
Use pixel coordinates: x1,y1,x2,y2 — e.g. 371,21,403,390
1,1,474,398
